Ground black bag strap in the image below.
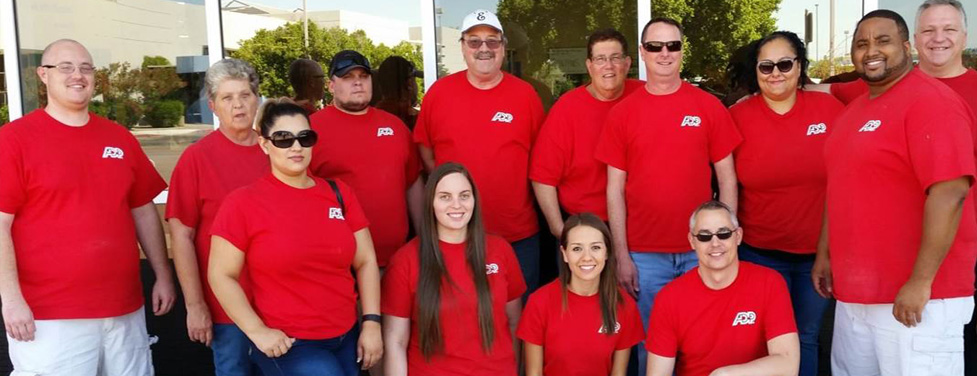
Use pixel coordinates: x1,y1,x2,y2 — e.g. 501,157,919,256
326,179,345,215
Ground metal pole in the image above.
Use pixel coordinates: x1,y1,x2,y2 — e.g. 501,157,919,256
815,3,819,60
829,0,835,76
303,0,309,57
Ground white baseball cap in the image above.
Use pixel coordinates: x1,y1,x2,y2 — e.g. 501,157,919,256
461,9,503,34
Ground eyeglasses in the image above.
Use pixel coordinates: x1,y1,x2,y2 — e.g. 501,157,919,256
642,40,682,53
692,229,736,243
464,38,503,50
265,130,318,149
591,54,626,66
757,58,797,75
41,63,96,75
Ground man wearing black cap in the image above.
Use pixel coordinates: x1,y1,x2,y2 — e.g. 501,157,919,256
309,50,424,272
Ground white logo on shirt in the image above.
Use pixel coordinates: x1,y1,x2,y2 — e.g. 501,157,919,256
680,116,702,127
491,112,514,123
858,120,882,132
485,263,499,275
732,311,757,326
598,321,622,334
328,208,345,220
806,123,827,136
377,127,395,137
102,147,125,159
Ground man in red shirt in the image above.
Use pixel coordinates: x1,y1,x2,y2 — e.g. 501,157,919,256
595,17,742,374
530,28,642,237
646,200,799,376
814,10,977,375
415,9,544,294
310,50,424,268
0,39,176,375
289,58,326,115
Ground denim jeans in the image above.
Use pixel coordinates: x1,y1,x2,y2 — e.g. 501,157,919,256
250,325,359,376
739,243,830,376
213,324,261,376
512,232,541,298
631,250,699,376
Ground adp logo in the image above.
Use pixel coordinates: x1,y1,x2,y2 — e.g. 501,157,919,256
102,146,125,159
377,127,394,137
680,116,701,127
858,120,882,132
806,123,827,136
491,112,514,123
732,311,757,326
328,208,345,220
485,263,499,275
598,322,622,334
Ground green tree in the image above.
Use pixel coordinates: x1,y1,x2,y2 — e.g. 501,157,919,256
965,48,976,70
231,22,423,101
808,57,854,80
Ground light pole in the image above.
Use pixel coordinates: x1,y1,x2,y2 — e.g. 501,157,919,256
815,3,819,60
303,0,309,57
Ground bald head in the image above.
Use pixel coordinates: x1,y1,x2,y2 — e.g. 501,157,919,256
41,39,92,65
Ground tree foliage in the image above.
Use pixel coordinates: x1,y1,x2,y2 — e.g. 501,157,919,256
92,58,186,128
231,22,423,100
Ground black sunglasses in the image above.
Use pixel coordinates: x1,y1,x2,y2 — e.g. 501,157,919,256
642,40,682,53
265,130,318,149
693,230,735,243
464,38,503,50
757,58,797,75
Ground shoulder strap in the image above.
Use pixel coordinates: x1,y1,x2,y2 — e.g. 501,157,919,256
326,179,345,215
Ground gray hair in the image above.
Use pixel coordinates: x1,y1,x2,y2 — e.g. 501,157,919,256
204,58,260,101
917,0,968,29
688,200,739,231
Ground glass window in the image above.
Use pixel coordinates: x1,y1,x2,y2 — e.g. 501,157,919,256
773,1,864,81
879,0,976,69
15,0,211,183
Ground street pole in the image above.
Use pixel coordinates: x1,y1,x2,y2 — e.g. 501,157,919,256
815,3,819,60
829,0,835,76
303,0,309,57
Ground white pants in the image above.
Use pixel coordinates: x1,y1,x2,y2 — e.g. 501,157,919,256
7,306,154,376
832,298,973,376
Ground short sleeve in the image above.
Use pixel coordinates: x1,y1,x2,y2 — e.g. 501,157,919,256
594,105,629,171
497,238,527,301
645,285,678,357
616,294,646,350
706,100,743,163
529,108,569,186
125,134,167,208
336,180,370,232
829,80,868,105
0,129,27,214
413,89,436,148
762,271,798,341
210,190,251,252
164,149,201,227
905,99,976,190
381,244,415,318
515,289,546,345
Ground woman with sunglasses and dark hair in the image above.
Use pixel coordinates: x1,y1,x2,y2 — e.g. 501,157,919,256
517,213,644,376
209,98,383,376
382,162,526,376
728,31,843,376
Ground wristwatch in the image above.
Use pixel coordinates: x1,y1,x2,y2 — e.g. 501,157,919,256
362,314,382,324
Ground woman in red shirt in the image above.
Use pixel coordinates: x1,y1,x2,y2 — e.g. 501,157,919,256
382,162,526,376
517,213,644,376
209,98,382,376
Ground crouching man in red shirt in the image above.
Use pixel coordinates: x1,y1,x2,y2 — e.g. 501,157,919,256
646,201,799,376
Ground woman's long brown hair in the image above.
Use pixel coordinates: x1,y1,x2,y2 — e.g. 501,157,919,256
558,213,621,337
417,162,495,358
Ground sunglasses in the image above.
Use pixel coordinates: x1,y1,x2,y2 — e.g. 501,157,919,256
265,130,318,149
693,230,736,243
757,58,797,75
464,38,503,50
642,40,682,53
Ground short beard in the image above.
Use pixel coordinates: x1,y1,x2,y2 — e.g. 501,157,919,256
860,52,911,83
336,98,370,113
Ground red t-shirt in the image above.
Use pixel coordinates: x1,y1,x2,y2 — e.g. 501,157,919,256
530,80,644,220
414,71,544,242
824,69,977,303
646,262,797,376
309,106,422,266
211,175,369,339
730,91,844,253
830,68,977,113
0,110,166,319
382,236,527,376
829,79,868,105
516,280,644,376
165,130,269,324
595,83,742,252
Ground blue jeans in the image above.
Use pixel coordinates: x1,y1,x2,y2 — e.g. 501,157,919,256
213,323,261,376
512,233,541,298
632,250,698,376
739,243,829,376
250,325,359,376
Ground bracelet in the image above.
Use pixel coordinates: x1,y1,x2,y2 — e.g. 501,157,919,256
362,314,382,323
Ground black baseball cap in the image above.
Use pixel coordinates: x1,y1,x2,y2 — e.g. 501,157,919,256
329,50,371,78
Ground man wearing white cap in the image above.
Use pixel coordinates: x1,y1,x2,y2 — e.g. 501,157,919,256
414,9,545,295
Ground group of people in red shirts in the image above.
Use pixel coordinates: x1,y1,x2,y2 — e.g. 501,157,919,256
1,1,975,376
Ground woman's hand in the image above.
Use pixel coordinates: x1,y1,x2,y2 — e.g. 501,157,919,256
358,321,384,369
250,326,295,358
